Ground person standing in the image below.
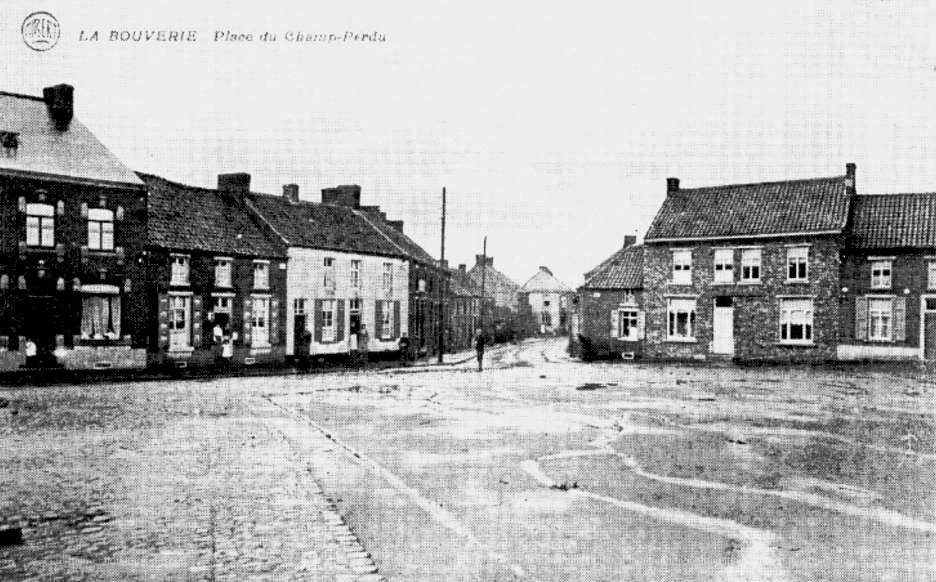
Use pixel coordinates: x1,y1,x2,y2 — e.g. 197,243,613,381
358,324,370,365
474,329,485,372
398,332,410,366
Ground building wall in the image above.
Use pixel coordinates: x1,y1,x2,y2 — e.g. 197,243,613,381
0,175,148,370
286,247,408,356
643,236,843,362
577,288,644,359
147,250,287,367
448,294,481,351
525,290,572,334
408,261,446,358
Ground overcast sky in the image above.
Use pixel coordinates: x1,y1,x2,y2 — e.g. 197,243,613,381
4,1,936,286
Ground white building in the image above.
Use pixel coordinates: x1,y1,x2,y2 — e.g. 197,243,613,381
519,266,574,335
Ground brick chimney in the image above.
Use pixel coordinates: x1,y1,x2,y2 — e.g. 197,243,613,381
42,84,74,131
321,185,361,209
387,220,404,233
218,173,251,207
283,183,299,204
458,264,466,274
623,235,637,248
475,254,493,267
845,162,856,196
666,177,680,195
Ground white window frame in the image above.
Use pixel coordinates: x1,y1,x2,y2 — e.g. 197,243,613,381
87,208,114,251
170,254,190,286
323,257,335,289
214,257,232,288
870,260,892,290
26,203,55,248
321,299,335,342
168,293,191,349
786,246,809,283
779,298,814,345
293,298,306,316
617,308,639,341
350,259,361,289
713,249,734,284
383,263,394,295
672,250,692,285
868,297,893,342
666,298,696,341
212,295,233,315
382,299,393,339
740,248,762,283
928,261,936,291
251,296,271,348
253,260,270,290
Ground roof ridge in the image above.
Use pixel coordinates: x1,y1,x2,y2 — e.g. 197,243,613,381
677,174,843,193
0,90,44,102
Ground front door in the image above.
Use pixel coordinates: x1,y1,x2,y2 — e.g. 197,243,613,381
712,296,734,356
26,295,57,365
924,297,936,360
293,314,308,357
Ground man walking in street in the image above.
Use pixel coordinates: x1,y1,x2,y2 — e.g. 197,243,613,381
474,328,485,372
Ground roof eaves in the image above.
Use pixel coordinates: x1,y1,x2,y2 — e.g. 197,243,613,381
644,229,844,244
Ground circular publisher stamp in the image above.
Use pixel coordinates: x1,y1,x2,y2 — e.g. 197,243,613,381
22,11,61,52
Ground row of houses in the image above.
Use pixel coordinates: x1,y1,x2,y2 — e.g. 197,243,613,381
0,83,490,371
573,163,936,363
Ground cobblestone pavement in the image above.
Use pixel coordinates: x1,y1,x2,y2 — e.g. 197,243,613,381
0,380,384,581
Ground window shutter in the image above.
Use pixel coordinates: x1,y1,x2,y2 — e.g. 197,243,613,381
336,300,345,342
637,310,646,340
610,309,619,338
270,298,280,345
855,296,868,341
158,294,170,349
314,299,323,344
393,301,401,339
893,296,907,342
375,300,384,339
191,296,203,348
243,300,252,347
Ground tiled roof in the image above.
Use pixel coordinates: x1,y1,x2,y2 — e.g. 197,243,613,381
582,245,643,289
0,92,143,187
449,268,482,297
467,264,519,298
139,172,285,257
356,209,438,265
247,194,404,258
519,267,573,293
850,193,936,249
644,176,850,241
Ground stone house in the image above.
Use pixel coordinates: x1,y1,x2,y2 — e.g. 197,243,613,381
574,236,644,360
641,164,856,362
518,266,574,335
247,184,410,360
0,84,149,371
838,192,936,361
140,172,288,368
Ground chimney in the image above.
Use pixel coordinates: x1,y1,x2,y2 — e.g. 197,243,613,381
666,177,680,194
623,235,637,248
42,84,74,131
439,259,449,269
387,220,404,233
218,173,251,207
321,185,361,209
845,162,856,196
539,266,553,276
283,183,299,204
458,264,466,274
475,254,494,267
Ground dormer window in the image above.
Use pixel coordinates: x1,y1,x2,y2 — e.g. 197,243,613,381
1,131,18,157
170,254,190,286
253,260,269,290
26,203,55,247
214,257,232,288
87,208,114,250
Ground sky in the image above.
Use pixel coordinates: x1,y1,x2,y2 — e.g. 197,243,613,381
4,0,936,287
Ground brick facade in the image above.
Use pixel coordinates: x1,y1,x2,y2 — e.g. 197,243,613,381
576,288,644,360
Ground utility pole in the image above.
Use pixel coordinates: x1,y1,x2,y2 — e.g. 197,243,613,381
437,187,446,364
479,235,487,335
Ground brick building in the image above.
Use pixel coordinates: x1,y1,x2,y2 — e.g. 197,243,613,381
573,236,644,360
0,84,149,371
467,255,525,341
448,263,482,351
140,172,288,368
641,165,856,362
518,266,574,335
838,193,936,361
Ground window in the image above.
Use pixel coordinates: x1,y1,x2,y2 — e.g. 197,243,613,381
786,247,808,282
868,298,893,341
618,309,639,340
323,257,335,288
170,255,190,286
741,248,762,282
169,295,191,349
253,261,269,290
779,298,813,344
321,299,335,342
26,203,54,247
214,258,232,287
929,261,936,290
667,298,696,340
349,298,361,313
713,249,734,284
383,263,394,295
211,295,233,335
251,296,270,347
81,295,121,340
350,260,361,288
87,208,114,251
870,260,892,290
382,300,393,339
293,298,306,315
672,250,692,285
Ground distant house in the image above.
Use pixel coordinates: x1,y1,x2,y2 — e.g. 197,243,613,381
838,193,936,361
0,84,149,371
574,237,644,360
140,172,288,368
641,165,856,362
467,255,522,340
518,266,574,335
448,263,482,351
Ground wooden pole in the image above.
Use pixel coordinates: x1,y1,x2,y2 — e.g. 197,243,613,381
479,236,487,334
437,187,446,364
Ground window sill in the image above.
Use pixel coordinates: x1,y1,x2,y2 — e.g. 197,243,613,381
666,337,697,344
711,281,735,286
169,282,190,288
167,346,194,355
616,337,641,342
738,280,762,286
249,346,271,355
777,341,815,347
784,280,810,285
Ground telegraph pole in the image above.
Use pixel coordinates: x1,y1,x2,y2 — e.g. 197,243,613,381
437,187,446,364
479,235,487,334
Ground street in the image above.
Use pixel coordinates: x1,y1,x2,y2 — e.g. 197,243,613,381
2,338,936,581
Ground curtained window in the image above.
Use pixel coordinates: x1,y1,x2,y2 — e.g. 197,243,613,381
81,295,121,339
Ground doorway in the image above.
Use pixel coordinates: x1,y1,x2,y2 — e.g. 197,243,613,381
923,296,936,360
712,296,734,356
